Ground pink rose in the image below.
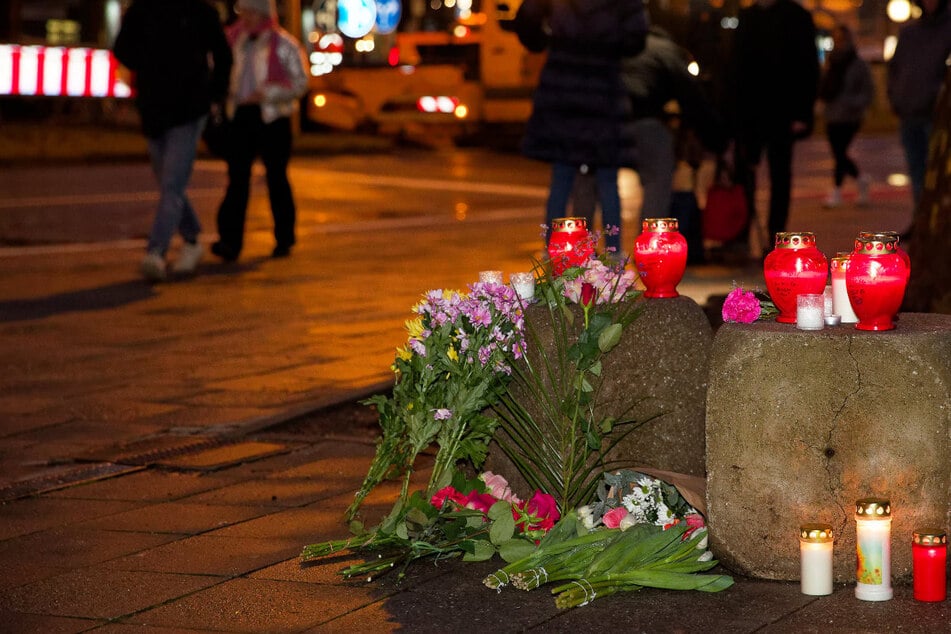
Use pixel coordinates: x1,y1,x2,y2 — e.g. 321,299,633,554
430,486,466,510
480,471,521,503
602,506,630,529
721,288,762,324
463,491,498,514
684,513,705,538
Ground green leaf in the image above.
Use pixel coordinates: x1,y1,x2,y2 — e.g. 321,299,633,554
490,512,516,545
588,360,602,377
599,416,615,434
404,507,430,529
462,539,497,562
395,521,409,539
488,500,513,521
598,323,623,353
498,538,539,563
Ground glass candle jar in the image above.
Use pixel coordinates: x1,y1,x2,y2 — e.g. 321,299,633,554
796,294,825,331
548,217,593,277
479,270,504,285
763,232,828,323
633,217,688,298
830,253,859,324
800,523,834,595
912,528,947,602
855,498,893,601
509,272,535,302
846,233,910,331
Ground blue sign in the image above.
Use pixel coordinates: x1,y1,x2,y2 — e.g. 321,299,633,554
338,0,377,39
375,0,402,35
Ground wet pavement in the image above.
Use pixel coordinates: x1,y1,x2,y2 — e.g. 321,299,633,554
0,131,946,632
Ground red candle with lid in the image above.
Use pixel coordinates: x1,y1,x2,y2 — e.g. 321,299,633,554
912,528,947,602
633,217,688,298
548,217,594,276
846,232,910,331
763,232,828,323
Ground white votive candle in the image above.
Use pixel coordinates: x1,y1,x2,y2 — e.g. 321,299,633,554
509,272,535,301
800,523,834,596
796,294,825,330
479,270,504,285
831,254,859,323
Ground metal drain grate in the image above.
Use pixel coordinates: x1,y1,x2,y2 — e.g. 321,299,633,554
0,462,144,503
76,434,230,466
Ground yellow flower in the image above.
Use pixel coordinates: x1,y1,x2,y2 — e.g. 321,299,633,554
405,318,424,339
443,289,463,300
395,345,412,362
447,346,459,362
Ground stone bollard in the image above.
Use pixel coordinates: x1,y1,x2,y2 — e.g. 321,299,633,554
485,295,711,494
706,313,951,582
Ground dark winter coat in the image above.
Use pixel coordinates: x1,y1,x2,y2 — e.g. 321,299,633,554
819,48,874,124
622,29,727,155
113,0,232,138
515,0,649,167
732,0,819,137
887,8,951,120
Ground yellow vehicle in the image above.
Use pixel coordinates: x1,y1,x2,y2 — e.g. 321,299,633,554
303,0,543,139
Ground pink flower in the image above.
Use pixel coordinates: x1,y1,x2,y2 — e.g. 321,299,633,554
722,288,762,323
463,491,498,514
514,490,560,535
480,471,521,503
684,513,705,538
602,506,630,529
430,486,467,509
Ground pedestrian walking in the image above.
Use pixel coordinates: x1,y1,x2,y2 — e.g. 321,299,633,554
514,0,649,257
819,23,874,209
113,0,232,282
211,0,309,262
730,0,819,254
887,0,951,217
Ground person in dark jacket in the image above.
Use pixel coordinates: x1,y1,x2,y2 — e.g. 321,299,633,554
887,0,951,214
731,0,819,252
818,23,874,208
113,0,232,282
515,0,649,256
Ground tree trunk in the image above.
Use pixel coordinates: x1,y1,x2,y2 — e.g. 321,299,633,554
903,67,951,314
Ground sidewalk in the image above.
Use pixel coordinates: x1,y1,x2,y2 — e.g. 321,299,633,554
0,133,943,632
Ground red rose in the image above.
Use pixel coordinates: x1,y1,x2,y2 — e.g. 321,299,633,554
463,491,498,514
430,486,467,509
513,490,560,535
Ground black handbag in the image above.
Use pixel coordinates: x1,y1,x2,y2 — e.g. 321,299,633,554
202,108,232,159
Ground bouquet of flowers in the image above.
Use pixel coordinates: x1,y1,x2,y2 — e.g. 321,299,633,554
483,470,733,608
721,285,778,323
347,283,525,520
302,471,559,581
491,256,648,513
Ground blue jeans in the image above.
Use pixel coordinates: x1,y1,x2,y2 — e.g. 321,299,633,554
900,117,932,208
546,162,621,251
146,116,205,255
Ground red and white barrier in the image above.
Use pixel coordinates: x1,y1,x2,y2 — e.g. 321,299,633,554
0,44,131,98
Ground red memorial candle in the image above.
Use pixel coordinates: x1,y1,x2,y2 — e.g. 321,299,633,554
548,217,593,277
633,217,688,298
763,232,828,323
912,528,947,602
846,232,910,331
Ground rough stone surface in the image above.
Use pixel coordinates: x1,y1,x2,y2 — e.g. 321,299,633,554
486,295,711,494
706,313,951,581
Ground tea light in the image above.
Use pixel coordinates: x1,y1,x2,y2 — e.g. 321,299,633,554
800,523,834,595
855,498,893,601
912,528,947,602
479,270,504,285
796,294,825,330
823,285,834,317
509,272,535,301
824,314,841,326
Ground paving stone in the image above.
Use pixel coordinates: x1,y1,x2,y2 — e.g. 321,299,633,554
0,527,179,571
75,501,271,535
47,468,234,503
0,610,99,634
0,497,141,540
124,577,377,633
209,506,345,544
0,568,219,620
104,534,302,576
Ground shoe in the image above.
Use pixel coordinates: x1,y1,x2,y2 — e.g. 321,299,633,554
172,242,203,274
823,188,842,208
211,241,239,262
271,244,292,258
857,175,871,206
140,252,167,282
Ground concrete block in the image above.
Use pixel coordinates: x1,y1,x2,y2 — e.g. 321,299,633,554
706,313,951,581
486,295,711,493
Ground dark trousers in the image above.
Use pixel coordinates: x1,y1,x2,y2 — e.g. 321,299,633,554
826,121,860,187
736,127,795,241
216,105,296,254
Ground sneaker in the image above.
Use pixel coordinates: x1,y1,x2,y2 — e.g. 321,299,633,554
140,252,167,282
857,175,871,206
823,188,842,208
172,242,204,274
